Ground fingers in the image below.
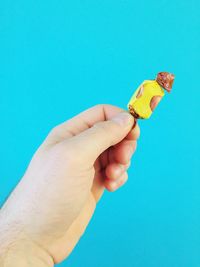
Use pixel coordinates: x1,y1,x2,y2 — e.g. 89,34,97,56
106,121,140,166
111,140,137,165
104,152,131,192
103,121,140,192
126,123,140,140
45,104,129,145
105,162,130,180
69,111,135,160
104,171,128,192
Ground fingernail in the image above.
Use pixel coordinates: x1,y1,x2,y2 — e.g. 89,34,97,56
112,112,133,127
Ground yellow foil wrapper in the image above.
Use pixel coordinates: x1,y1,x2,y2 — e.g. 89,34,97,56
127,80,165,119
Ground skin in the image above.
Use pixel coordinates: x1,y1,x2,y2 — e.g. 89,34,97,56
0,104,140,266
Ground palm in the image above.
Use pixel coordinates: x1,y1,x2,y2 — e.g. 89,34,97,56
48,149,111,263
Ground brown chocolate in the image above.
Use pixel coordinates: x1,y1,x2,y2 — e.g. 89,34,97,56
136,85,144,98
156,72,175,92
128,104,142,119
150,96,162,111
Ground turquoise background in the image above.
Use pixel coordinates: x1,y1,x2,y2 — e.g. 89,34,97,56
0,0,199,266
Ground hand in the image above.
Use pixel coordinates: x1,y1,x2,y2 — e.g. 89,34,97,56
0,104,140,265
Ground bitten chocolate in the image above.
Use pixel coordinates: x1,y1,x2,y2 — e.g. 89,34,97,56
127,72,175,119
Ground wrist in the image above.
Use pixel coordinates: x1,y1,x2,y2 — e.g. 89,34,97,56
0,217,54,267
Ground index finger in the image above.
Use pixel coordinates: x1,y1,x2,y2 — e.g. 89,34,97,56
49,104,136,140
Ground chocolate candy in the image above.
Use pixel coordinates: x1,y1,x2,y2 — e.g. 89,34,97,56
128,72,175,119
156,72,174,92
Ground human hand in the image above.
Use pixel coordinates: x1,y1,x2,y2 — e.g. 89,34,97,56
0,104,140,265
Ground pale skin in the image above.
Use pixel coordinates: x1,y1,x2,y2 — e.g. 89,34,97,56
0,104,140,266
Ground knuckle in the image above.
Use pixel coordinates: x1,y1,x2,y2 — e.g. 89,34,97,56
106,183,116,192
49,125,61,137
93,103,109,110
94,104,104,109
118,172,128,187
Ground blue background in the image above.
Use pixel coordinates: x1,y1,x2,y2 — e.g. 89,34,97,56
0,0,199,266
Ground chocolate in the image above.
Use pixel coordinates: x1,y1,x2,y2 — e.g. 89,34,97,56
156,72,175,92
128,104,141,119
136,85,144,98
127,72,175,119
150,96,162,111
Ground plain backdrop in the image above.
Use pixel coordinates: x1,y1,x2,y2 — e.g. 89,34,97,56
0,0,199,266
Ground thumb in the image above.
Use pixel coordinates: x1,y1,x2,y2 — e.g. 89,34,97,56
72,112,135,160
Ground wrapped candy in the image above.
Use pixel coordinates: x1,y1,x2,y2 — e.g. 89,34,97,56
128,72,175,119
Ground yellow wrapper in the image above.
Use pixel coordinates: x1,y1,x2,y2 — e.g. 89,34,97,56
127,80,165,119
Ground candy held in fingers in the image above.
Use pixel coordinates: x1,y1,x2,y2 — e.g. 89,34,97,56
127,72,175,119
